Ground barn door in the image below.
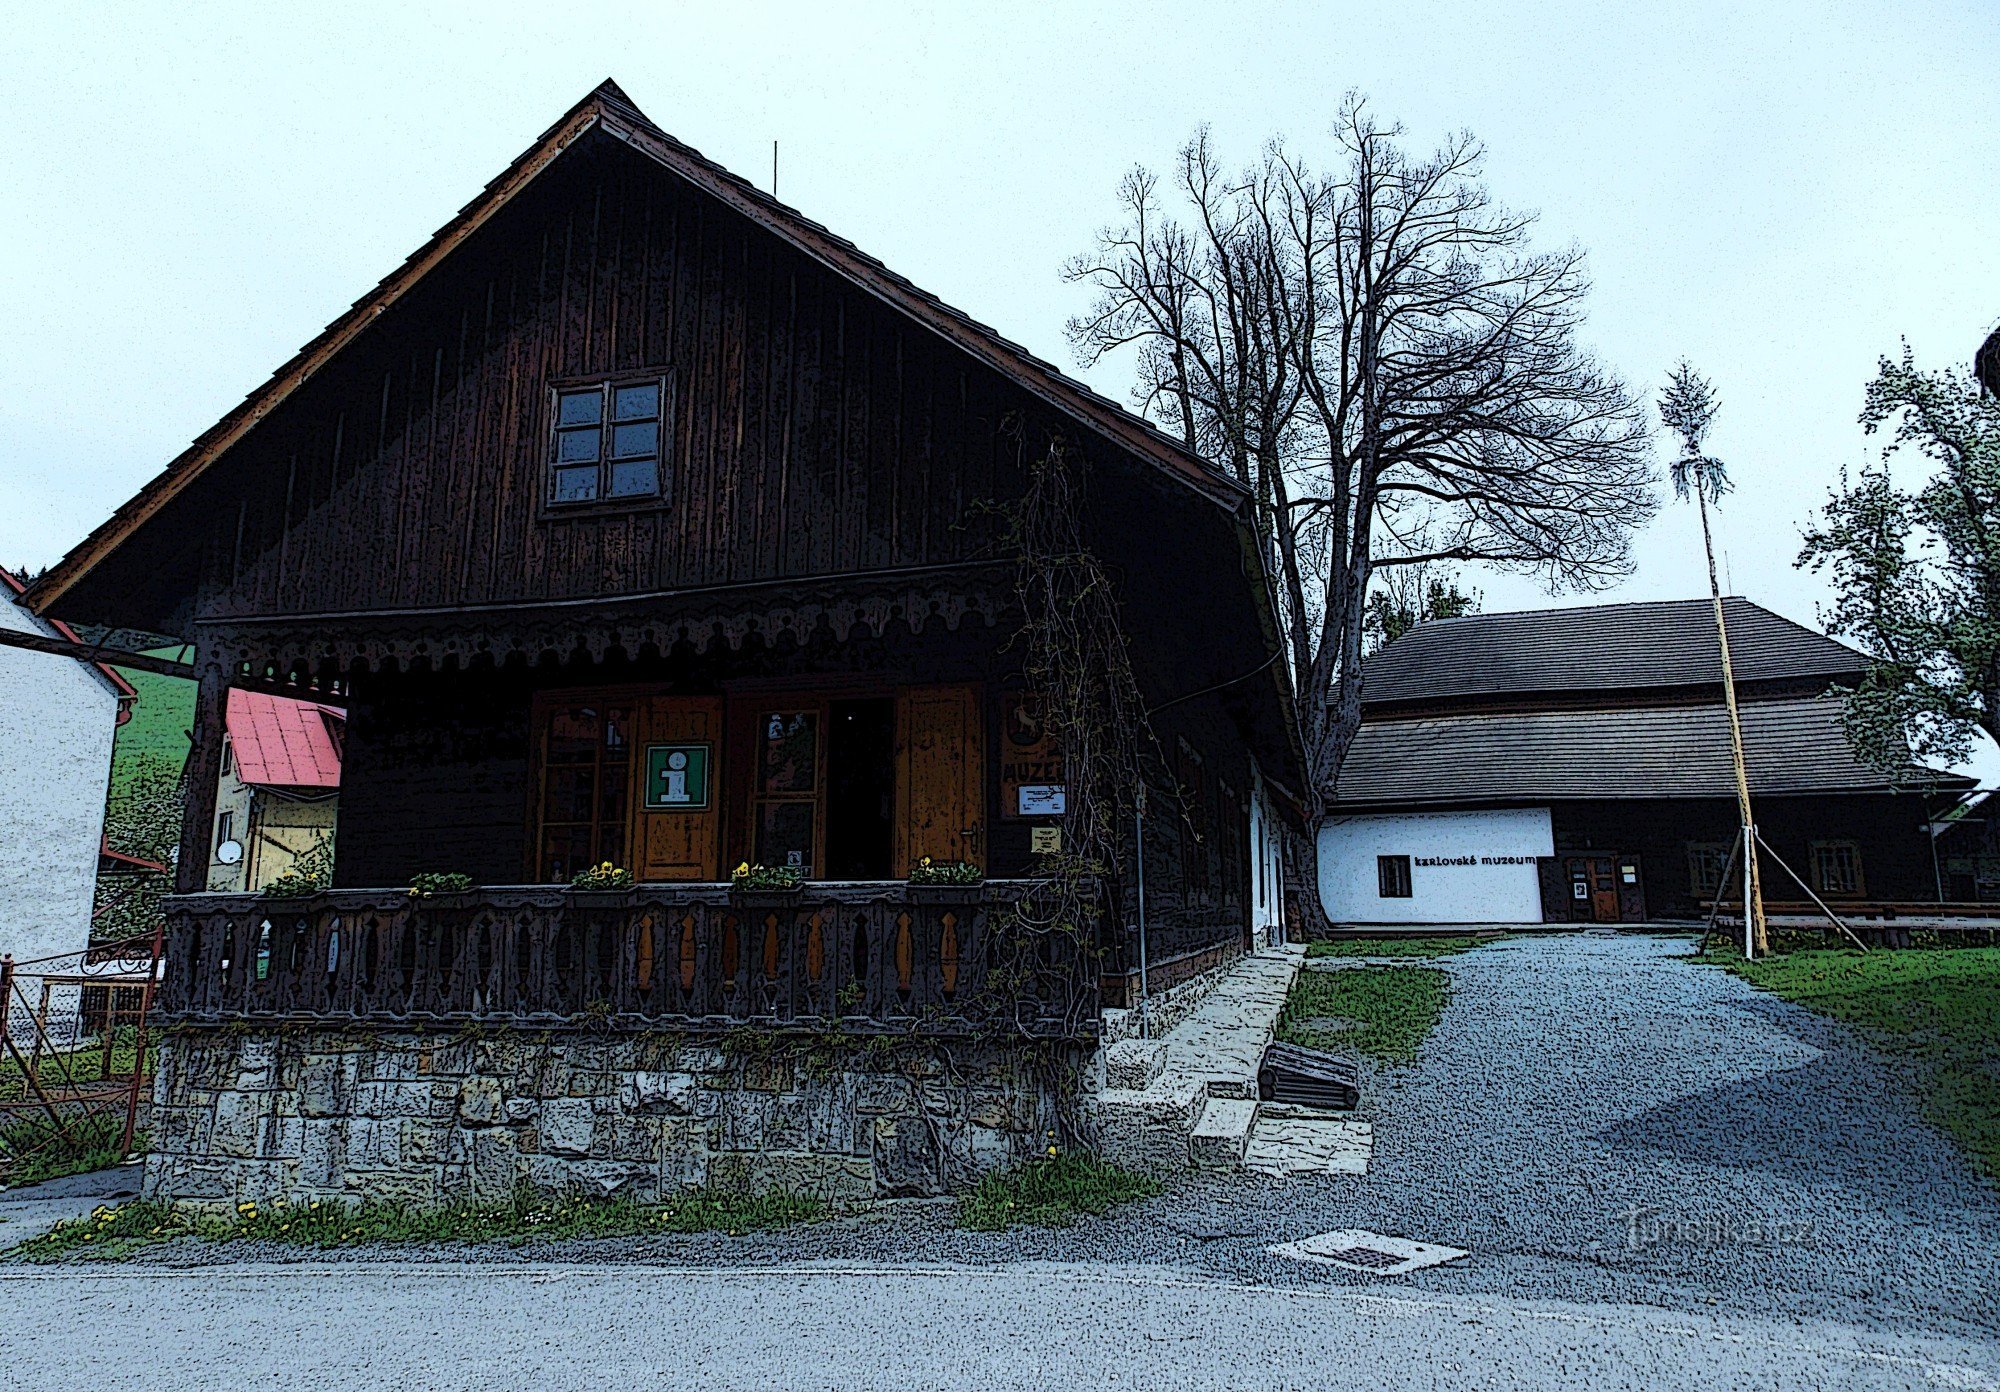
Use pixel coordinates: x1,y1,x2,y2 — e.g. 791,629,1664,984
894,684,985,876
631,695,724,881
1616,855,1647,922
1588,857,1620,923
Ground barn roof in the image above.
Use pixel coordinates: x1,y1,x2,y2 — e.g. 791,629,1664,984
225,688,344,790
1361,597,1867,709
25,79,1242,619
1332,693,1969,807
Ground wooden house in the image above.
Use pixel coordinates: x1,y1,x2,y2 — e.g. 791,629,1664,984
1319,598,1967,925
23,83,1298,1201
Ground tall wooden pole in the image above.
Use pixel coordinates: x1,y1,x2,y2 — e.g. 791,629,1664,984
1693,480,1768,956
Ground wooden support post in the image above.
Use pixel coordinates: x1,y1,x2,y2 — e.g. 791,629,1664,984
1699,834,1744,954
176,656,231,896
1693,463,1768,956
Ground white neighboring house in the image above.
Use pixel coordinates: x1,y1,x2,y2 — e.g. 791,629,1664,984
1319,808,1555,925
0,569,135,972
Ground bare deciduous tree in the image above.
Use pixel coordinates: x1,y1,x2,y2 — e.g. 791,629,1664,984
1066,95,1656,808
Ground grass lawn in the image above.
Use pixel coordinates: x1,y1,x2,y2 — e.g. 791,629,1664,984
107,650,194,772
0,1115,140,1188
8,1185,824,1263
1706,945,2000,1181
1276,964,1452,1063
1306,933,1504,960
956,1151,1162,1231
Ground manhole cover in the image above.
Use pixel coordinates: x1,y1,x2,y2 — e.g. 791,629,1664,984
1270,1228,1469,1276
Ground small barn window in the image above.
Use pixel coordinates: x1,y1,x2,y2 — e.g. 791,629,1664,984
1810,841,1864,897
1377,854,1412,898
1686,842,1729,897
547,374,669,506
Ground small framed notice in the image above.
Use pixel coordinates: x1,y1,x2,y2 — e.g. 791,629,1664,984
643,743,712,811
1017,784,1067,817
1001,692,1066,820
1030,826,1063,854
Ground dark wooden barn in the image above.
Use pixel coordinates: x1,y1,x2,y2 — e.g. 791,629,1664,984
1320,598,1969,925
28,81,1300,1038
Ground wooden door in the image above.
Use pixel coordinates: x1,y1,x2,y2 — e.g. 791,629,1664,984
1615,855,1647,922
1588,857,1620,923
894,684,985,875
630,695,724,881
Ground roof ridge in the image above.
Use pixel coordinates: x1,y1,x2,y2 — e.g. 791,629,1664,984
1420,595,1743,626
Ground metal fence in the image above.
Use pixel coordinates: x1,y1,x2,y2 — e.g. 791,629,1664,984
0,932,162,1180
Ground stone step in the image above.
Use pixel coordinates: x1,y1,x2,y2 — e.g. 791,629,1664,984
1189,1096,1259,1168
1087,1076,1209,1172
1087,943,1306,1174
1101,1039,1169,1091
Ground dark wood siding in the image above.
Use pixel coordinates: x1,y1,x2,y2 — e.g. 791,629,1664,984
1548,794,1940,919
194,131,1024,623
337,668,534,886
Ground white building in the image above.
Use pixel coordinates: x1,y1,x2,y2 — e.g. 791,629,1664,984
1319,599,1966,927
0,570,133,972
1319,808,1553,925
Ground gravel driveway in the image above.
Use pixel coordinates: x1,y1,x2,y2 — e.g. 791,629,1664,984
10,931,1997,1369
1232,930,2000,1338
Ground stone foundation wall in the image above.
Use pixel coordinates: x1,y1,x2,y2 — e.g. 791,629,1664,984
144,1027,1078,1210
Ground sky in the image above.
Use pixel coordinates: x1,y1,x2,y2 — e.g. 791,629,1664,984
3,1,1996,756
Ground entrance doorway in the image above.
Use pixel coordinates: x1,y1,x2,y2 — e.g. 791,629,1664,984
1556,854,1648,923
824,698,896,879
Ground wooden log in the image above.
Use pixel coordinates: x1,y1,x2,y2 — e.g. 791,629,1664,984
1258,1041,1361,1110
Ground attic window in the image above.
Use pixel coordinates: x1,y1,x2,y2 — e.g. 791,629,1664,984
548,374,668,506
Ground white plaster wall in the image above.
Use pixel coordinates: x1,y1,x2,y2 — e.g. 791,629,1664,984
0,594,118,969
1248,764,1286,946
1318,808,1553,925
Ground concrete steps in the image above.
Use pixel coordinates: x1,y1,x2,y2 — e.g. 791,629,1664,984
1088,943,1304,1173
1189,1097,1259,1167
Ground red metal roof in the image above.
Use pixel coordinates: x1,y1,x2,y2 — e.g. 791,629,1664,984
226,688,345,789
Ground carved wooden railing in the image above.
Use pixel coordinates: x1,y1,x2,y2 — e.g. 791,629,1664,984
157,881,1099,1040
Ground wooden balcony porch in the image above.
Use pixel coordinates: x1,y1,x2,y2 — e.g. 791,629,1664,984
157,880,1101,1039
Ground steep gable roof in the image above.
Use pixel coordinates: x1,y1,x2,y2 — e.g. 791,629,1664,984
1361,597,1867,708
27,80,1242,618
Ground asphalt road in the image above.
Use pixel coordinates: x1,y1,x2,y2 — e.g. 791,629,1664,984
2,1259,1994,1391
7,932,1997,1388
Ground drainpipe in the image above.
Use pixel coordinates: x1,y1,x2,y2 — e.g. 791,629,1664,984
1135,783,1150,1039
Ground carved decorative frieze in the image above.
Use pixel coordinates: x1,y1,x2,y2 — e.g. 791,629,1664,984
194,570,1011,685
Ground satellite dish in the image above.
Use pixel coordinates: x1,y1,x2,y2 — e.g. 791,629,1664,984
216,839,244,866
